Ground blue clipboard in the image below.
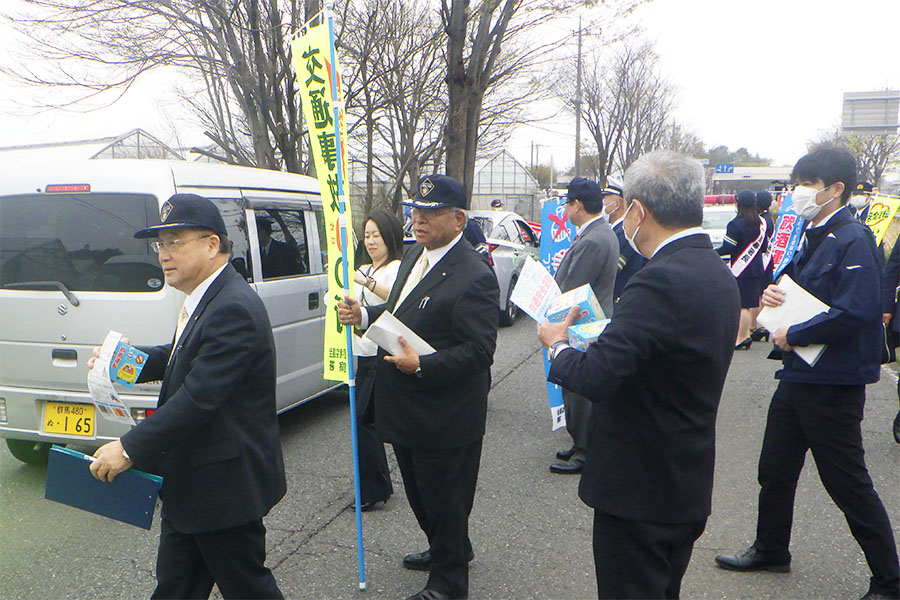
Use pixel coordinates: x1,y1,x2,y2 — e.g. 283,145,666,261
45,445,163,530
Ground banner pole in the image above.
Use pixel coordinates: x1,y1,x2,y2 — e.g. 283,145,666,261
325,2,367,591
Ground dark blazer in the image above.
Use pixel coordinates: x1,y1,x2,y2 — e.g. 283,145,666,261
122,264,287,534
548,234,740,523
884,237,900,331
366,238,500,449
716,215,767,278
554,217,619,317
262,238,300,278
612,220,648,303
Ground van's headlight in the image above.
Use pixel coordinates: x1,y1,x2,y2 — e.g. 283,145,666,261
0,398,7,423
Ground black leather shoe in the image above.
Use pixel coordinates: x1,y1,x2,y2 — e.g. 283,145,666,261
556,446,576,461
402,549,475,571
715,546,790,572
359,498,388,512
735,337,752,350
892,410,900,444
549,459,584,474
405,589,456,600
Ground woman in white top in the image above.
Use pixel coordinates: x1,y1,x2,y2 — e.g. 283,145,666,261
351,210,404,510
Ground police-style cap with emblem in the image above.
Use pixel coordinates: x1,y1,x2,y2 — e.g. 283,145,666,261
602,176,624,197
402,174,467,210
567,177,605,204
134,193,228,239
855,181,874,194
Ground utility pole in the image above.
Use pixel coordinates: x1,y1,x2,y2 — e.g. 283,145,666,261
574,17,583,178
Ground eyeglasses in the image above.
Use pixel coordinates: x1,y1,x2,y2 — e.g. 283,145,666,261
150,235,212,253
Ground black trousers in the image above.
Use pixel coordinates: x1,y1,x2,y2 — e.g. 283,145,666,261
754,381,900,596
592,510,706,599
393,438,482,598
152,518,283,600
355,356,393,504
562,389,591,455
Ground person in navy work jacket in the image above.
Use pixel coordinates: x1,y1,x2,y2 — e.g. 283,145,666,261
88,194,286,600
881,238,900,444
600,177,647,305
716,189,768,349
716,148,900,600
538,150,740,599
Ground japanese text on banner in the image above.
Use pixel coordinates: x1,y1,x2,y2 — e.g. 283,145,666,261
864,195,900,247
292,26,352,383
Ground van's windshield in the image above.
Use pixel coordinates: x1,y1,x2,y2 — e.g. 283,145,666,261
0,192,163,292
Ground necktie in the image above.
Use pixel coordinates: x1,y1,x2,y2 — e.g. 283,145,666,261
396,252,429,308
169,305,190,361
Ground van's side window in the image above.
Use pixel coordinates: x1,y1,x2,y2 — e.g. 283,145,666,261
208,198,252,281
255,209,310,279
310,205,327,275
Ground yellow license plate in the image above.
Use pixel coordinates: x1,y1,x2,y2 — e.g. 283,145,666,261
43,402,95,437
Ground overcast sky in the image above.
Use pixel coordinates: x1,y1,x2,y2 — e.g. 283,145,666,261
1,0,898,171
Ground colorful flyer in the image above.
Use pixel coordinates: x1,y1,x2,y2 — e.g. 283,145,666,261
108,340,148,388
87,331,137,426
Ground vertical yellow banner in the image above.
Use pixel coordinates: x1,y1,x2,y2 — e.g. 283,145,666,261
865,195,900,246
292,26,353,383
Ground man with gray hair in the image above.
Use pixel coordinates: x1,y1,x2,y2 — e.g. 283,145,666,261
538,150,740,598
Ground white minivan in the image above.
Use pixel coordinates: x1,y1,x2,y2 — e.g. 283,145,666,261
0,159,339,463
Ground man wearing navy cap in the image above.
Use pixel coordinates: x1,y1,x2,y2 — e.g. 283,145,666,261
548,176,619,474
338,175,499,600
88,193,286,599
850,181,875,222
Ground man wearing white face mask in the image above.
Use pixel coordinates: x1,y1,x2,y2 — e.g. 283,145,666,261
601,177,648,305
538,151,740,598
849,181,875,222
716,147,899,600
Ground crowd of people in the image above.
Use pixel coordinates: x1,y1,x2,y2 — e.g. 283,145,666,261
82,146,900,600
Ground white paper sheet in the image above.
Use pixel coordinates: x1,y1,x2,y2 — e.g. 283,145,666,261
757,275,828,367
362,311,436,357
509,257,562,322
87,330,136,425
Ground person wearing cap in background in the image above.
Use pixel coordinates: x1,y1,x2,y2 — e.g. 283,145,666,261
490,198,503,211
547,176,619,474
338,175,499,600
601,176,648,305
87,193,286,599
850,181,875,223
716,189,769,350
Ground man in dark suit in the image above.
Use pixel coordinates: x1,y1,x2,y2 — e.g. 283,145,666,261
338,174,499,600
89,194,286,599
550,176,619,474
256,217,301,278
538,150,741,598
600,177,648,305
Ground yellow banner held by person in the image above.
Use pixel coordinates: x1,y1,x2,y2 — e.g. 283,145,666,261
292,25,352,383
865,195,900,246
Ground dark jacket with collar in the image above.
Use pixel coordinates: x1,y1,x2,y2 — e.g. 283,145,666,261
554,217,619,317
122,264,286,533
779,207,882,385
716,214,767,278
365,238,499,449
611,220,648,303
548,233,740,523
883,237,900,331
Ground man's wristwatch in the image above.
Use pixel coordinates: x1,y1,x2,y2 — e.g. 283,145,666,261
549,340,570,361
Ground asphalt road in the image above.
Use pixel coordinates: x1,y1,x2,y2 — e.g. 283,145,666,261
1,316,898,599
